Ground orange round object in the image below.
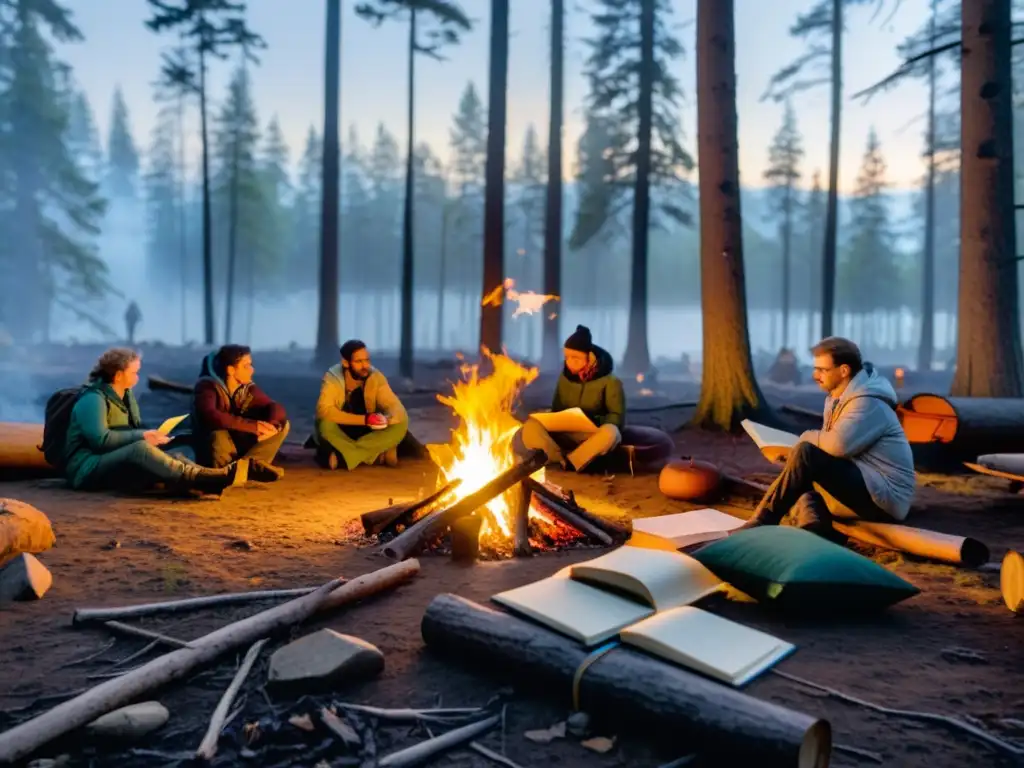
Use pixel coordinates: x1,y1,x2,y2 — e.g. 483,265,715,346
658,457,722,501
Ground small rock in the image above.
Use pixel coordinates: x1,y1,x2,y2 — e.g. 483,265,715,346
524,721,566,743
0,553,52,602
85,701,169,739
581,735,616,753
101,539,121,551
267,629,384,694
228,539,255,551
566,711,590,737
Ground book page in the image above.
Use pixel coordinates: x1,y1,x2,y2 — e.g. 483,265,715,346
529,407,599,435
157,414,189,435
620,606,795,686
740,419,799,451
569,546,722,611
632,508,745,548
491,568,654,646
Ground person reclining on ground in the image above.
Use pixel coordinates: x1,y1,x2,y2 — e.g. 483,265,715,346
191,344,289,481
312,339,408,470
63,347,245,494
518,324,625,472
738,336,916,535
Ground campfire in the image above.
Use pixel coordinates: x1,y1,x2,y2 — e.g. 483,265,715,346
360,350,629,560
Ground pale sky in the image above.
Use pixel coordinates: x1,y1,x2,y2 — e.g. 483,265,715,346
62,0,933,194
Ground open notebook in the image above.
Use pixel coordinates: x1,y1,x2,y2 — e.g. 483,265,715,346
620,606,795,686
491,546,723,646
741,419,799,462
632,508,745,549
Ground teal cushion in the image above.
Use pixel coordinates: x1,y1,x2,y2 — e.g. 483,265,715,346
692,526,920,612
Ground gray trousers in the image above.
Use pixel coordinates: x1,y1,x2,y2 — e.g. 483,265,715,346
519,417,621,471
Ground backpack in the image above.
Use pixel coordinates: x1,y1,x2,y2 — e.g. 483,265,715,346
40,387,85,470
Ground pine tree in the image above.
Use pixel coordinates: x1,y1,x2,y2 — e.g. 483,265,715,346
579,0,693,374
365,122,402,307
449,81,486,193
509,124,546,353
0,0,110,342
288,125,321,291
212,63,265,341
797,170,826,348
762,101,804,348
259,115,291,293
66,88,104,186
447,81,486,314
143,100,183,288
106,85,140,198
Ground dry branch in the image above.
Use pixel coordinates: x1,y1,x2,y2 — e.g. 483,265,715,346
320,707,361,746
73,586,325,624
381,450,547,560
0,560,419,765
362,480,462,536
103,621,190,649
377,714,500,767
195,638,269,760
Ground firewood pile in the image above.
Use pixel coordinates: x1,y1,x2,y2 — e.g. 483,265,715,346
359,450,631,562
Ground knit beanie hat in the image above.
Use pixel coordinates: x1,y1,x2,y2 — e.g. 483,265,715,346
563,325,593,353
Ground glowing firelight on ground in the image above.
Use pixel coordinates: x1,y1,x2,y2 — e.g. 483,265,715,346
481,278,560,318
426,348,547,540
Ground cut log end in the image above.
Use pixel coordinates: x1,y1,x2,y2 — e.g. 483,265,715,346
799,721,832,768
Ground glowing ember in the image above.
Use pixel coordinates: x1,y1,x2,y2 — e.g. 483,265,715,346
481,278,560,318
427,348,548,542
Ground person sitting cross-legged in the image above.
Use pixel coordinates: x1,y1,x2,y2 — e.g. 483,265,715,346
518,324,624,472
737,336,916,536
190,344,290,481
64,347,245,495
313,339,408,470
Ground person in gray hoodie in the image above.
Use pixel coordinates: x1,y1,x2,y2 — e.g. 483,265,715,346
739,336,915,535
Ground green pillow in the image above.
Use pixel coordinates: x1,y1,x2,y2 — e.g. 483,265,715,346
692,526,920,612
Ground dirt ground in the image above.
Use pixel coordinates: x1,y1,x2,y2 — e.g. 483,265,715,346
1,347,1023,767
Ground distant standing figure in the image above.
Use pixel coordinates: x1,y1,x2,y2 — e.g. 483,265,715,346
125,302,142,344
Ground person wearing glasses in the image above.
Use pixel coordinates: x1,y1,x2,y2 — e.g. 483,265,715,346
738,336,915,535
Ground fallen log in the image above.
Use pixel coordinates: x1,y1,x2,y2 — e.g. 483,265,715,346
0,423,51,472
73,586,325,624
361,480,462,536
832,519,989,568
195,638,268,760
421,594,831,768
0,560,419,765
147,375,193,395
524,478,630,542
898,393,1024,460
381,450,547,560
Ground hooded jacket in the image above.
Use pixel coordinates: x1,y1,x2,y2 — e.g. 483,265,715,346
315,364,407,425
191,352,287,437
552,345,625,428
799,364,916,521
63,382,144,489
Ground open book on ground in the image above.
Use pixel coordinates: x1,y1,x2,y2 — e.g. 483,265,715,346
632,508,745,549
619,606,795,686
741,419,799,462
491,546,723,646
528,407,598,434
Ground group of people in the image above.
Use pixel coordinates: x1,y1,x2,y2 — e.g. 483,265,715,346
58,325,917,538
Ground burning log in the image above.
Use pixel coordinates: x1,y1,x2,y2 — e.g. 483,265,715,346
361,480,462,537
513,486,532,557
523,478,630,544
421,594,831,768
381,450,547,561
530,496,613,547
451,516,483,562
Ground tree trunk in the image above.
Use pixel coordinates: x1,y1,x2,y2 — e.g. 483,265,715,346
399,9,417,379
781,183,792,347
918,0,938,373
952,0,1023,397
820,0,842,339
621,0,656,376
198,39,215,346
478,0,509,353
177,93,188,345
436,203,450,351
691,0,774,432
315,0,342,367
541,0,564,370
224,115,241,343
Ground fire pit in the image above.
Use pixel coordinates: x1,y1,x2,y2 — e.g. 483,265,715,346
359,351,630,561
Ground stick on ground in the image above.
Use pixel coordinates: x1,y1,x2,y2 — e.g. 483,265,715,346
195,638,269,760
378,714,500,768
74,586,325,624
103,621,190,649
0,560,419,765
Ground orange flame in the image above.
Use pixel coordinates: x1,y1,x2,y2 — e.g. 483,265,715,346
481,278,560,318
427,349,545,539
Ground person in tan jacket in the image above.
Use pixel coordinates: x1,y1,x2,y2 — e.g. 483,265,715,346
313,339,408,470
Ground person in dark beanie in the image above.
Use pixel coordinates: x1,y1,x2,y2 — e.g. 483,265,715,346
518,325,625,471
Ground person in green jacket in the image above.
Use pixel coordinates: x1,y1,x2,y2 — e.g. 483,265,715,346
519,325,625,471
63,348,245,494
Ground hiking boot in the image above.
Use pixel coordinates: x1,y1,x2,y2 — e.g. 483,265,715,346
315,443,340,470
381,446,399,468
249,458,284,482
190,459,248,495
